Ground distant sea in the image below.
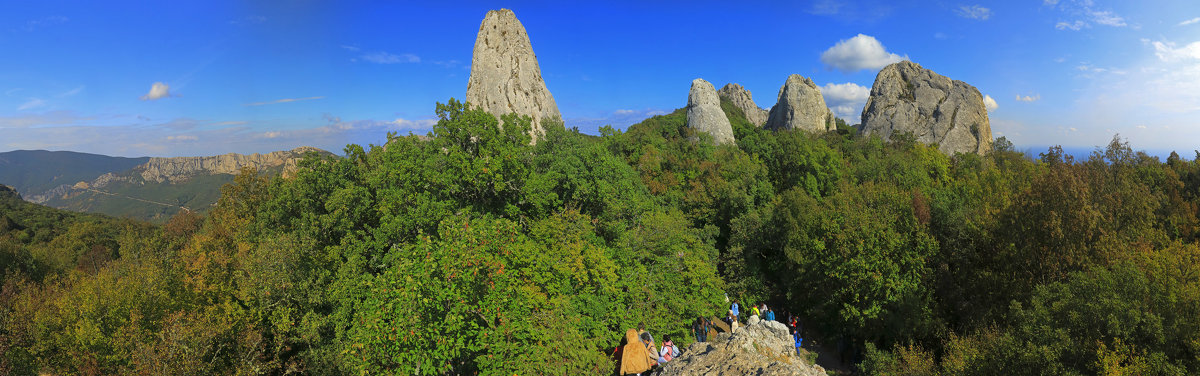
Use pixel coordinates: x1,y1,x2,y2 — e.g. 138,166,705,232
1022,146,1198,162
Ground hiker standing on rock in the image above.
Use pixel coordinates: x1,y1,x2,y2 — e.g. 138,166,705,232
693,316,708,342
731,300,739,319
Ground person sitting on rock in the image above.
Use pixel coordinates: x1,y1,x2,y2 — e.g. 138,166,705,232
658,334,680,363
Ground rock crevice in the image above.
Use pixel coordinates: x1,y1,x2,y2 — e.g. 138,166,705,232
718,83,768,127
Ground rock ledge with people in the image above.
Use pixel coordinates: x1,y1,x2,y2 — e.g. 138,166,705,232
653,317,825,376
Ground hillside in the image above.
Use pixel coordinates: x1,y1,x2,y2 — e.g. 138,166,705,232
4,147,330,223
0,150,148,198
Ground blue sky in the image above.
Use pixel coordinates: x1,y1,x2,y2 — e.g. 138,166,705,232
2,0,1199,157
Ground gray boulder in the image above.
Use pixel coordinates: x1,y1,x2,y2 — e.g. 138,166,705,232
765,74,835,132
687,78,736,145
859,61,993,154
718,83,769,126
655,319,824,376
466,9,561,143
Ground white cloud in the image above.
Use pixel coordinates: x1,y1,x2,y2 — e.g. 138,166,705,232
956,5,992,20
821,82,871,120
1056,20,1086,30
1180,17,1200,26
1090,10,1126,27
1136,124,1147,129
140,82,172,101
614,109,637,115
390,118,437,130
1049,1,1129,31
983,94,998,111
340,45,360,52
1151,40,1200,62
820,34,907,72
361,52,420,64
1015,94,1041,102
17,98,45,111
166,135,197,142
244,96,325,106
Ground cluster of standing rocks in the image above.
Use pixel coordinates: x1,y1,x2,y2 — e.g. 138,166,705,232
464,8,994,155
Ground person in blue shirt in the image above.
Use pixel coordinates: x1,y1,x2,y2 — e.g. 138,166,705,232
764,306,775,322
731,300,740,318
794,330,803,356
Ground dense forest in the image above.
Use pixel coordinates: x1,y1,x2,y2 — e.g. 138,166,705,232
3,97,1200,375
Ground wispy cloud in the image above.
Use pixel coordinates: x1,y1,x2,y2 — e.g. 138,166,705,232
166,135,198,142
140,82,173,101
1049,0,1130,31
244,96,325,106
57,86,84,98
1015,94,1041,102
956,5,992,20
361,51,420,64
341,45,361,52
1180,17,1200,26
820,34,907,72
1056,20,1085,30
20,16,67,32
17,98,45,111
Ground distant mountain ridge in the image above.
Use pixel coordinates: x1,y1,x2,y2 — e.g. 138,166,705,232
0,150,149,198
0,147,330,222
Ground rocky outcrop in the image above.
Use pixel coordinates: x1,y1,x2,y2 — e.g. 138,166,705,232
655,319,824,376
860,61,992,154
137,147,324,183
466,9,561,143
718,83,768,126
687,79,736,145
765,74,835,132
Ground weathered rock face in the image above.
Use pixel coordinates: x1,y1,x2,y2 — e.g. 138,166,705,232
687,78,736,145
765,74,835,132
137,147,324,183
718,83,768,126
860,61,992,154
656,319,825,376
466,9,561,143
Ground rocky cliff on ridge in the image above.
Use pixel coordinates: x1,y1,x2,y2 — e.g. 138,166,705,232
465,9,561,143
765,74,835,132
859,61,992,154
718,83,768,127
136,147,325,184
687,78,736,145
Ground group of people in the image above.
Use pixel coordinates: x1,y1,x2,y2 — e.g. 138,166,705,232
613,323,680,376
614,299,810,375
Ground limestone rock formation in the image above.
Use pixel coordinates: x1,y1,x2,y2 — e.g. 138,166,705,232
137,147,325,183
687,78,736,145
656,319,825,376
860,61,993,154
466,9,561,143
765,74,836,132
718,83,768,126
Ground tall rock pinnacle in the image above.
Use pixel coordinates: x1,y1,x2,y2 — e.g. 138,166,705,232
687,78,736,145
765,74,835,132
718,83,768,127
466,9,560,143
860,61,992,154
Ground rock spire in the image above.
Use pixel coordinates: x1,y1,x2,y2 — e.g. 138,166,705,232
765,74,835,132
466,9,560,143
687,78,736,145
718,83,769,126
